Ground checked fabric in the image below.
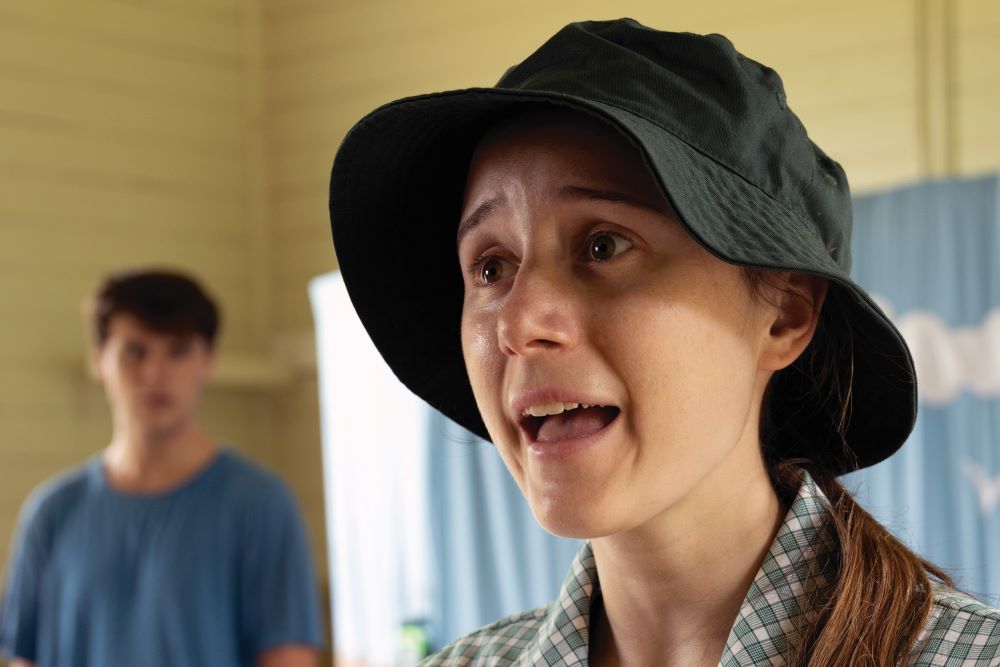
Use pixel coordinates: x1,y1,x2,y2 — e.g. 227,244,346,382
420,473,1000,666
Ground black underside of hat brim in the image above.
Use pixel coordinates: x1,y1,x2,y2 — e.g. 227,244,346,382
329,88,916,475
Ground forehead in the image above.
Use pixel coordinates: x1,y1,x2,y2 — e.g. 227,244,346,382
464,111,665,203
105,313,197,347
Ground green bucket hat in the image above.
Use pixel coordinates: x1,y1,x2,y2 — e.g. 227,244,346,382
328,18,916,474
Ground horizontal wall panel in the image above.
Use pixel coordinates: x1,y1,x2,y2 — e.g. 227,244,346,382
0,171,244,222
0,289,98,341
956,84,1000,173
0,21,243,105
0,284,258,363
0,127,245,194
0,326,100,365
266,102,373,157
0,206,247,246
801,98,920,155
0,279,255,362
956,0,1000,30
0,108,241,162
955,36,1000,88
0,261,253,306
0,3,243,58
268,148,334,193
0,54,241,118
261,0,334,26
778,56,916,114
275,215,329,251
0,160,240,203
264,0,899,70
836,156,924,195
954,0,1000,178
271,175,329,204
123,0,242,24
0,368,82,408
276,237,337,281
0,72,245,148
0,412,80,455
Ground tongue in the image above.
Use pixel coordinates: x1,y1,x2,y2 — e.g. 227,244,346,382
536,406,617,443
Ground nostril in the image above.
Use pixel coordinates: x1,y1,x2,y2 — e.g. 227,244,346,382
497,305,578,355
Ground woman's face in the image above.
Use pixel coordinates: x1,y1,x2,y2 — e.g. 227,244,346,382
458,113,779,538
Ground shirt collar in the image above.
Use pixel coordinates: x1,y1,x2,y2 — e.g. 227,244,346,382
525,471,837,667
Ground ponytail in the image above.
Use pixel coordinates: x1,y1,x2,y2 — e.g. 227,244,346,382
746,269,952,666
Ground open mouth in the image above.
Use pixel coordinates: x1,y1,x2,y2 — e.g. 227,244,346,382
519,402,620,443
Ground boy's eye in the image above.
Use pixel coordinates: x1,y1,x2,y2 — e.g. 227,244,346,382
170,344,191,358
588,232,632,261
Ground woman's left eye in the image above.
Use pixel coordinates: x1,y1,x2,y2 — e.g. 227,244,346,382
587,232,632,261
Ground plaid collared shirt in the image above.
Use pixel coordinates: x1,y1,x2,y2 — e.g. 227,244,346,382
421,473,1000,666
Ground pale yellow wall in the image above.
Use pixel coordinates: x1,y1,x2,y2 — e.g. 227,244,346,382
956,1,1000,173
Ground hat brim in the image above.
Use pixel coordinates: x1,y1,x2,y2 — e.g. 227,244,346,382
329,87,916,474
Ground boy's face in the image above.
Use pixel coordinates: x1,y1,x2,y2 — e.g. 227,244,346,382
94,313,216,442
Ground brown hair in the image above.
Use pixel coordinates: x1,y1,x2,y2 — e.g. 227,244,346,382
88,269,220,347
745,268,952,667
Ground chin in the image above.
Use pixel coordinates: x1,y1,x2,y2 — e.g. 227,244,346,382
527,486,626,540
140,419,186,442
534,511,623,540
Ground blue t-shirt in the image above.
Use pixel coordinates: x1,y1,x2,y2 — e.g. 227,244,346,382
0,448,324,666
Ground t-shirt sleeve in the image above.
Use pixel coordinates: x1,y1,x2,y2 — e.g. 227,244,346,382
0,498,45,661
239,480,325,656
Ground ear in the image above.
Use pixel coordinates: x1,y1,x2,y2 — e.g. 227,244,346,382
758,273,828,372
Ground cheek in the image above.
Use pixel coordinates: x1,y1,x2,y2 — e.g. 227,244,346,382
460,310,493,370
175,361,209,395
607,288,761,433
461,310,530,493
460,310,502,410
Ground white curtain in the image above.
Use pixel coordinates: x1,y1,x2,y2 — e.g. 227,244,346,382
310,273,432,666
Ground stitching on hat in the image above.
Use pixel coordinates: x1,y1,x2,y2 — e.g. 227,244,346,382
581,95,813,227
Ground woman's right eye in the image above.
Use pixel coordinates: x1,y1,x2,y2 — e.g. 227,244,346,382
467,254,515,287
479,257,505,285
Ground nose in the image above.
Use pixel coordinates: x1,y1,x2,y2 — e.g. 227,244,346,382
496,261,580,357
139,352,169,385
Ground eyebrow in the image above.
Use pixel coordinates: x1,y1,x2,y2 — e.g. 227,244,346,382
455,185,669,248
456,196,504,248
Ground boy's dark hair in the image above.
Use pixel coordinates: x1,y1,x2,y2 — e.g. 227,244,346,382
89,269,221,347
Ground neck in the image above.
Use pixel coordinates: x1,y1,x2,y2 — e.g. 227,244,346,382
104,420,218,494
589,442,784,667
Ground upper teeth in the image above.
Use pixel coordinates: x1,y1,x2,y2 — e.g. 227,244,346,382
523,402,598,417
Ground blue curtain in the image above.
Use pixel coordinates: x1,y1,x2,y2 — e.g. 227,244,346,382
426,413,579,649
425,174,1000,649
845,174,1000,605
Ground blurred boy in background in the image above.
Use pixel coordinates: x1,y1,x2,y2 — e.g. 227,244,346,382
0,269,323,667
